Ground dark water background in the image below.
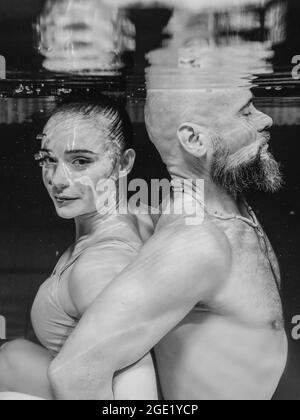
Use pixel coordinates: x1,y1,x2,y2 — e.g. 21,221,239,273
0,0,299,400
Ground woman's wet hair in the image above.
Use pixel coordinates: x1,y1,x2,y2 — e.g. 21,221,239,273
48,95,134,156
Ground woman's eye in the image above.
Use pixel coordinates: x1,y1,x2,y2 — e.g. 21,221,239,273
41,159,55,167
35,155,57,167
72,158,91,168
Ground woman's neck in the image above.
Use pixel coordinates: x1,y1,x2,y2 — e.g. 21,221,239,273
74,184,129,242
74,211,121,242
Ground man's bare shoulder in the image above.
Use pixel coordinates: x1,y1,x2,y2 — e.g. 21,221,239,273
156,214,230,253
138,216,232,293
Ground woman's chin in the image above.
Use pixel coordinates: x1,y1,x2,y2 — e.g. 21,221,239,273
57,213,75,220
54,206,82,220
52,199,87,219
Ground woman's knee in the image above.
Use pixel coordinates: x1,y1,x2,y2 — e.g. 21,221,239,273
0,339,31,378
1,339,29,352
0,339,53,398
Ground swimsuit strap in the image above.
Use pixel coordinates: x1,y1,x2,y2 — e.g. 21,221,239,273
56,237,141,278
58,252,84,278
49,247,86,279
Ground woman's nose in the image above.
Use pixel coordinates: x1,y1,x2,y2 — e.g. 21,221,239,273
49,163,71,190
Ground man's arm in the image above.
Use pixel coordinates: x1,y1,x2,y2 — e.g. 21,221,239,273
49,222,230,400
66,243,158,400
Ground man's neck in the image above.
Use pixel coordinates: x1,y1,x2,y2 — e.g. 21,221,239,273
169,168,242,217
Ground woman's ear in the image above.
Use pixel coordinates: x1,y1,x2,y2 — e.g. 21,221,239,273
119,149,136,178
177,122,208,158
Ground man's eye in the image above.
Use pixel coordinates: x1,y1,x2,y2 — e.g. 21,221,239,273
243,107,252,116
242,104,255,117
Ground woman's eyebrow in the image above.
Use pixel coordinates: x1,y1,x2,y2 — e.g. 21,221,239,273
64,150,98,155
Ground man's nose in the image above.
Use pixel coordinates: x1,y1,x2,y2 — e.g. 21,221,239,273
255,108,273,131
50,163,71,191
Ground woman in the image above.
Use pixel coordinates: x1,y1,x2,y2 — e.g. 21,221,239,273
0,97,158,400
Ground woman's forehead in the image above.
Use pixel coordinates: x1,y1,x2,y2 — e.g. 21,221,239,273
42,114,106,152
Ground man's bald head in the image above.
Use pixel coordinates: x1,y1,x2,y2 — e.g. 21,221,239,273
145,88,249,166
145,88,281,194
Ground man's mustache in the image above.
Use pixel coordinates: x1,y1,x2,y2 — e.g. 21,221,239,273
259,130,271,142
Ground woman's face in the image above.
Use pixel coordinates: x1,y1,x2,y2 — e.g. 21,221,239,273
37,113,118,220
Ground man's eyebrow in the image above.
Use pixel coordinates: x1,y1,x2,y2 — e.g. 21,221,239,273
64,149,98,155
40,148,52,154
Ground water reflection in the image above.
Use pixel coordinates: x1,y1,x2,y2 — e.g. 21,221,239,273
145,1,287,87
36,0,136,74
33,0,289,77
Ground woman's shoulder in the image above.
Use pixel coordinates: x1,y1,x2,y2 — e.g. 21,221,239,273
72,236,141,278
67,238,141,316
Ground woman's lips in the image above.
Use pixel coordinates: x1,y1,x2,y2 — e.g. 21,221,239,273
54,196,80,205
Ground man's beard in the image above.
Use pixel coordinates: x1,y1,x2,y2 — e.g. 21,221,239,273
211,138,284,196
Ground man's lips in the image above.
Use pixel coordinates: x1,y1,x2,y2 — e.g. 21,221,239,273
259,131,271,142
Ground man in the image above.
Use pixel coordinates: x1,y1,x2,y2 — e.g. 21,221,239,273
48,86,288,400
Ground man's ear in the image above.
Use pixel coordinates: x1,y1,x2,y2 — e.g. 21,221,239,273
119,149,136,178
177,123,208,158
